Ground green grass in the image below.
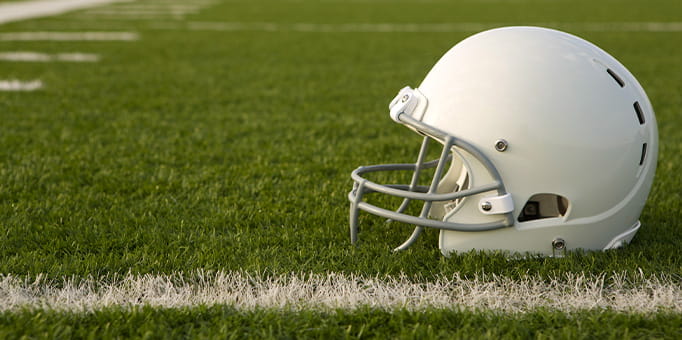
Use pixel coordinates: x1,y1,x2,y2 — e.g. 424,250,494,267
0,29,677,280
0,0,681,337
1,306,681,339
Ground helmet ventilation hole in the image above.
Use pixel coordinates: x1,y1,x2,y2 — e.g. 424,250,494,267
607,68,625,87
518,194,569,222
633,101,645,124
640,143,648,165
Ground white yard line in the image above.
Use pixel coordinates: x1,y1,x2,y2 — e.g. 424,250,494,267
0,79,43,91
0,271,679,312
84,9,198,15
0,0,132,25
76,1,216,20
183,21,682,33
0,51,99,62
0,31,138,41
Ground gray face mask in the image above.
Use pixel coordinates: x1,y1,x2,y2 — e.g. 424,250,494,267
348,87,515,252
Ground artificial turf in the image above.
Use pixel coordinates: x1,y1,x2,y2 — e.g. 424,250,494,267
0,0,680,337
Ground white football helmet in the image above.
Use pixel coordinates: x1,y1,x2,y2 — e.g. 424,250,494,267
349,26,658,256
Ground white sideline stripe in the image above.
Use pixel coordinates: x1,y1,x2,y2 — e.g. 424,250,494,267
0,0,130,25
0,52,99,62
0,79,43,91
0,31,138,41
184,21,682,33
0,271,680,312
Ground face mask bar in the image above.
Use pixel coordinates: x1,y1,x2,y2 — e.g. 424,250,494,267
348,113,514,251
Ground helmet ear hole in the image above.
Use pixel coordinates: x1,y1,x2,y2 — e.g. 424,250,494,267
518,194,569,222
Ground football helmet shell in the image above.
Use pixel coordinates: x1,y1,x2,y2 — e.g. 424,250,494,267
348,26,658,256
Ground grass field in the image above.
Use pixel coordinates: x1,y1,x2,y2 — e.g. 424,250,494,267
0,0,681,338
